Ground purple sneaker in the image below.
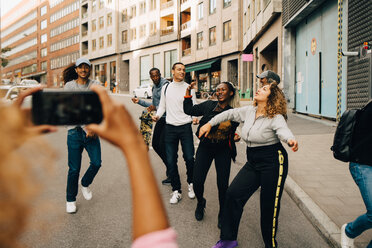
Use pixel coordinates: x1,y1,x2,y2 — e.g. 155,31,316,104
212,240,238,248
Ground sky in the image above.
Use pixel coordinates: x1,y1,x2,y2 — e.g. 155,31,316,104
1,0,22,17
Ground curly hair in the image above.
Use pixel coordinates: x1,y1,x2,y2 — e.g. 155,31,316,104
253,79,288,120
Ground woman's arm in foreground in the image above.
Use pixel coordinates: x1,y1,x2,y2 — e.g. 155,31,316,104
86,85,169,240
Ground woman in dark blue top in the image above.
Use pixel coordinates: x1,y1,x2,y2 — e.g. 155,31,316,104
183,81,240,227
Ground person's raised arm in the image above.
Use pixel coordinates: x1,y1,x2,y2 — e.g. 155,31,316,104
152,86,166,122
86,85,169,240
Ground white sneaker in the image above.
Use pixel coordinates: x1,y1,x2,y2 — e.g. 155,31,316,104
341,224,354,248
170,190,182,204
66,201,77,213
80,179,92,200
188,183,195,199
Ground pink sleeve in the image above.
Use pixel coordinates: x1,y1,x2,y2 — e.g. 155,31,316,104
131,228,178,248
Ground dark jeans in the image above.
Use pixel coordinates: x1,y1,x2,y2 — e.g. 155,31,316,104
165,123,194,192
193,141,232,217
220,143,288,248
152,117,168,176
66,127,102,202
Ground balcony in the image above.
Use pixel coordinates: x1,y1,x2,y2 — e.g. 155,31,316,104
181,21,191,31
82,30,88,37
82,49,88,55
82,12,88,19
161,26,174,36
182,48,191,56
161,0,173,10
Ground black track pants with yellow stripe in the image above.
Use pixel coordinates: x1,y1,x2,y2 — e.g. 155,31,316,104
220,142,288,248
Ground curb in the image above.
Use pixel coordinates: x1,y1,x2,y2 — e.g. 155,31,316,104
285,176,341,248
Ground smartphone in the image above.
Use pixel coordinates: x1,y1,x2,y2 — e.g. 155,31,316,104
32,90,103,125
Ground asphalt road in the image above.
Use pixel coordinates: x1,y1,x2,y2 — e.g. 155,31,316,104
20,95,331,248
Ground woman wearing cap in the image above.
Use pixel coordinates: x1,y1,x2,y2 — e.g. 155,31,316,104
62,58,102,213
183,81,240,226
199,79,298,248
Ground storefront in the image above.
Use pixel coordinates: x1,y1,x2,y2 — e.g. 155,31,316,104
185,59,221,94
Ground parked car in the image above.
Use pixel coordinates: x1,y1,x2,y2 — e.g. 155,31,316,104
20,79,39,85
1,85,40,107
133,84,152,98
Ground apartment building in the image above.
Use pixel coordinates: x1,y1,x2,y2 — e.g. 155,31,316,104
241,0,282,100
80,0,121,91
1,0,80,87
105,0,242,94
118,0,180,93
180,0,242,92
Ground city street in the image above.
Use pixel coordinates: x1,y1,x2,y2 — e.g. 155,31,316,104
20,95,330,248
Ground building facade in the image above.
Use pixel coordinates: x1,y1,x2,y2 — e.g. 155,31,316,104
1,0,80,87
282,0,348,118
241,0,282,100
180,0,242,93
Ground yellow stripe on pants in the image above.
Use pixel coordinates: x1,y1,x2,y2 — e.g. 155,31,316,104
272,150,284,247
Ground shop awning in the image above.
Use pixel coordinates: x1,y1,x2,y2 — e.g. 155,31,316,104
185,59,220,73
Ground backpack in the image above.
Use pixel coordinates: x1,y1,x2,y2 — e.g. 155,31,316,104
330,109,360,162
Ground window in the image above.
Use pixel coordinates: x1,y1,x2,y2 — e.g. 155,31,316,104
92,39,96,50
140,25,146,38
41,33,47,43
122,9,127,22
140,55,151,85
92,20,96,32
41,19,47,30
223,0,231,8
92,0,96,12
131,28,136,40
99,16,104,29
150,21,157,36
107,13,112,26
40,5,47,16
99,0,104,9
197,32,203,49
41,61,47,70
99,36,104,48
131,5,136,18
223,20,231,41
139,1,146,15
209,0,216,14
247,6,251,28
41,48,47,57
107,34,112,46
153,53,160,69
150,0,156,10
108,0,112,4
164,49,177,78
122,30,128,44
198,3,204,19
209,26,216,45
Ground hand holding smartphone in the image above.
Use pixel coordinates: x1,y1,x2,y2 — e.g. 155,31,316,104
32,90,103,125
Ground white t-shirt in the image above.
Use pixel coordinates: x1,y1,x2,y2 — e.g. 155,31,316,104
156,81,196,126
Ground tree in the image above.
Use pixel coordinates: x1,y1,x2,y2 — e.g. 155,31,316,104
1,47,12,67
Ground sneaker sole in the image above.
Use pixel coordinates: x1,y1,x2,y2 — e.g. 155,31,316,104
170,198,182,204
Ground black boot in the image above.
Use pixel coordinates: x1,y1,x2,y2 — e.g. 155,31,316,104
195,198,206,221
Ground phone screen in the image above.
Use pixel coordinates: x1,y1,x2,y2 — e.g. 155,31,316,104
32,90,103,125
